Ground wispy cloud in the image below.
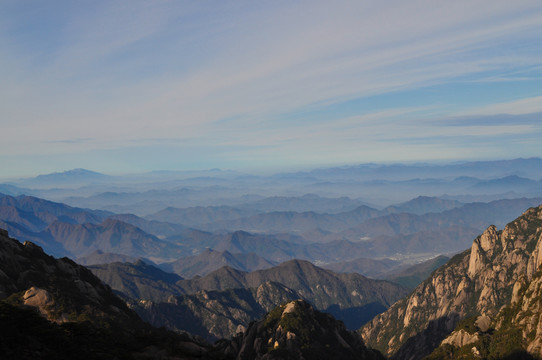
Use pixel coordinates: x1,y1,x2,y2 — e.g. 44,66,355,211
437,112,542,128
46,137,95,144
458,96,542,116
1,0,542,174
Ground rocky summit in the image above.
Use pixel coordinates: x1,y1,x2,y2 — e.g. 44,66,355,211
361,204,542,359
0,228,223,359
218,299,384,360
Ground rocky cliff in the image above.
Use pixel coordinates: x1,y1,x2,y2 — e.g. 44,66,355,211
361,204,542,359
218,299,384,360
0,228,138,326
0,228,225,359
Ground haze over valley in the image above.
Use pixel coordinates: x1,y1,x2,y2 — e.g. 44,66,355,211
2,159,542,358
1,158,542,347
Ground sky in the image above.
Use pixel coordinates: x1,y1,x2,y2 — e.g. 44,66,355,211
1,0,542,178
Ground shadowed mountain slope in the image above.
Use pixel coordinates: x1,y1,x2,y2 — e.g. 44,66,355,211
136,282,301,341
383,196,464,215
90,257,407,340
159,248,277,278
0,228,223,359
107,213,186,238
44,218,185,260
88,260,183,302
174,259,407,311
217,299,385,360
75,249,146,266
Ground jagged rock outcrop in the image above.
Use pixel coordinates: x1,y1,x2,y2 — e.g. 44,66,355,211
0,230,138,325
217,299,384,360
440,329,480,348
22,286,58,320
361,204,542,359
0,228,228,359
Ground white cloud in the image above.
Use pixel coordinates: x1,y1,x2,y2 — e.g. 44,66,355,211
1,0,542,172
458,95,542,116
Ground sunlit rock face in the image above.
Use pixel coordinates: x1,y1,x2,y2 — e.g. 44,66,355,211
218,299,384,360
361,204,542,360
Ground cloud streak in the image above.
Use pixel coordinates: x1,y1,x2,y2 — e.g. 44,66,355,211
1,0,542,175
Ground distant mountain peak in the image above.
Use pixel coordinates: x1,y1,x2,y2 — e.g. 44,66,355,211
19,168,110,188
36,168,107,178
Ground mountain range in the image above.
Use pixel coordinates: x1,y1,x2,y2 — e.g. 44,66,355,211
88,258,408,339
0,226,399,358
3,161,542,358
3,192,542,273
3,158,542,215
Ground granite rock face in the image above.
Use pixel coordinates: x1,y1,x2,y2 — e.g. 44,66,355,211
0,229,227,359
219,299,384,360
0,232,141,327
361,204,542,359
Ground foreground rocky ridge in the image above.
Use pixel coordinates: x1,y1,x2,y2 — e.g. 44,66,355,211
0,228,138,326
217,299,384,360
361,204,542,359
0,228,224,359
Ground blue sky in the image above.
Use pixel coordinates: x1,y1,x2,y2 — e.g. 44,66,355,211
1,0,542,178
